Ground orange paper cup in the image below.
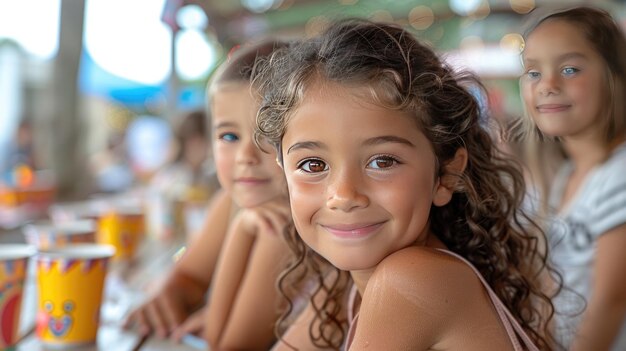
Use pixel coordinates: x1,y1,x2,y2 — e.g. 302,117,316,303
0,244,35,349
96,209,145,260
35,244,115,348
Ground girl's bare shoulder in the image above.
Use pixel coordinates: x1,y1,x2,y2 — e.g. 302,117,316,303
376,246,476,278
355,247,499,349
367,246,486,314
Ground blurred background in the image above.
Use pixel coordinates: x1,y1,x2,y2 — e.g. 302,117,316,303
1,0,624,222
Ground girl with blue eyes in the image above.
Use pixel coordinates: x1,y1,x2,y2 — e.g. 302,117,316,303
519,6,626,351
125,40,291,350
254,19,559,350
201,39,291,350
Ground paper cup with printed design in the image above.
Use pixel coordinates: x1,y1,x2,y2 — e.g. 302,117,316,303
35,244,115,347
0,244,35,349
23,220,96,249
96,208,145,260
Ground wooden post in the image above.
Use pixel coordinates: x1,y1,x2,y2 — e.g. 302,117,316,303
48,0,88,199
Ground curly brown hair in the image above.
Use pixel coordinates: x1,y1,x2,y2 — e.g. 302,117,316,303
254,18,560,350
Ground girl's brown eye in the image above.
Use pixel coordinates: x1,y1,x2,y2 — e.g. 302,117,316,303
300,159,327,173
375,159,393,168
368,156,397,169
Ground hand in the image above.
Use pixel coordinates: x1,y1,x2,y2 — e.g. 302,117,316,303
237,196,291,238
171,307,206,343
123,273,206,338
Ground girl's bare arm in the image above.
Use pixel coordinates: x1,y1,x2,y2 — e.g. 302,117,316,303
571,223,626,351
204,198,291,350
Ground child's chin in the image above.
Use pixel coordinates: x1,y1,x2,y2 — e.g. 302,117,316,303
323,255,377,272
235,194,277,209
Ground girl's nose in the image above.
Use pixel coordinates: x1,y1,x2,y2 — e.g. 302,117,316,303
538,73,560,96
326,170,369,212
235,139,261,165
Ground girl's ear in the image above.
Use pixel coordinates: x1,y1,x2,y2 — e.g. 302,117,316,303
433,148,468,207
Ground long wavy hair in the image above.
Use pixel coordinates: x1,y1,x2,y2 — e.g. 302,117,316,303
514,5,626,209
254,19,560,350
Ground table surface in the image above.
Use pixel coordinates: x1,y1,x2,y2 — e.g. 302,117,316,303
2,227,208,351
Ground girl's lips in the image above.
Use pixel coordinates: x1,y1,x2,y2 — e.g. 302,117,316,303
536,104,570,113
235,178,270,185
322,222,385,239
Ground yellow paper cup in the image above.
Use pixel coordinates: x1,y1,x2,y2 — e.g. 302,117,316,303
0,244,35,349
23,220,96,249
35,244,115,348
96,209,145,260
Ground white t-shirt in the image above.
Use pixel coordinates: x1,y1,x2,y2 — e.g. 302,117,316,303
548,142,626,350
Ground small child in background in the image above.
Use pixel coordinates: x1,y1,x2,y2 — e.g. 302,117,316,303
124,40,291,351
519,6,626,350
253,19,559,350
89,131,134,194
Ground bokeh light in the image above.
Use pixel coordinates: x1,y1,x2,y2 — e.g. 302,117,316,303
84,0,171,85
0,0,61,60
449,0,482,16
500,33,524,53
305,16,330,38
176,4,208,30
510,0,535,14
409,6,435,31
175,30,217,81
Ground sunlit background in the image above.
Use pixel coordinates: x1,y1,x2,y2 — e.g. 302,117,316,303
1,0,625,200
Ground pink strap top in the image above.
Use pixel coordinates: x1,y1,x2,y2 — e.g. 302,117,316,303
344,249,539,351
